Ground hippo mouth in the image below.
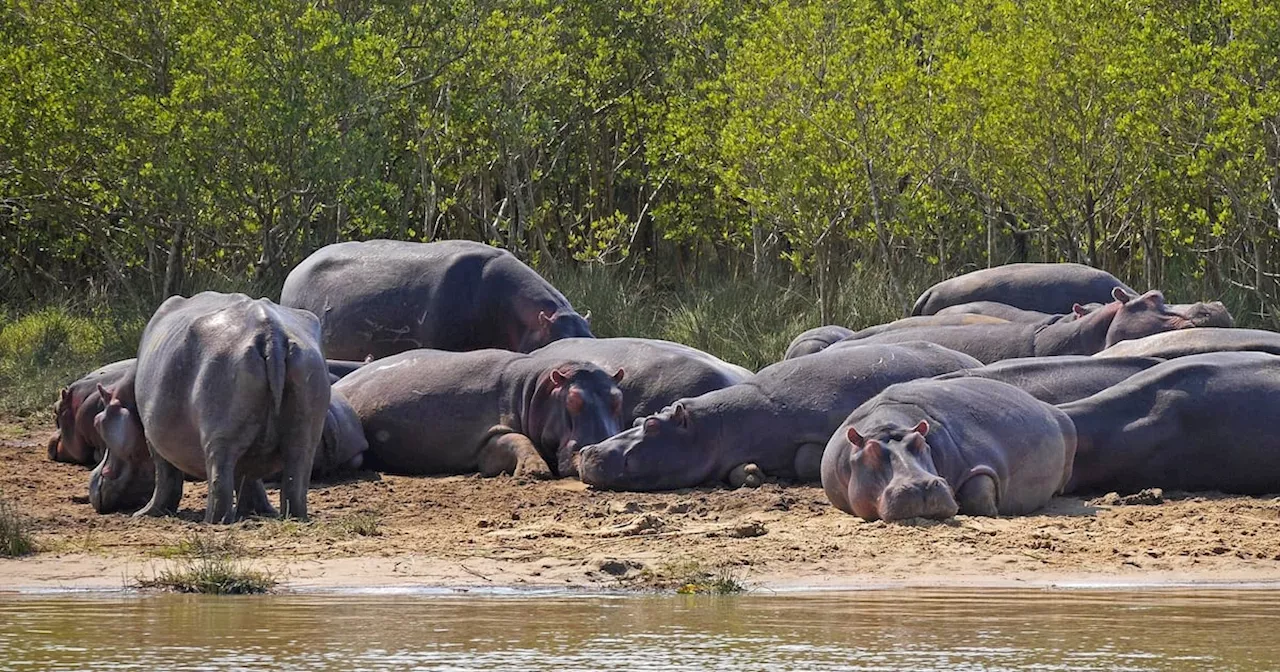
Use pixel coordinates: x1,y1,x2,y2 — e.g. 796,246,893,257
876,478,959,522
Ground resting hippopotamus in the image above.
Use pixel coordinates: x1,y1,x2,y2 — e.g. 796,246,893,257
1060,352,1280,494
49,359,138,465
839,288,1191,364
334,348,624,479
577,342,980,492
1077,300,1233,328
91,292,331,523
1095,328,1280,359
315,389,369,476
842,314,1010,341
281,239,593,360
531,337,752,427
783,326,856,360
934,301,1074,324
933,355,1163,405
911,263,1135,316
326,358,371,383
822,378,1075,520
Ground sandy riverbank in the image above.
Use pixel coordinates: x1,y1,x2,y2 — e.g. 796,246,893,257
6,421,1280,593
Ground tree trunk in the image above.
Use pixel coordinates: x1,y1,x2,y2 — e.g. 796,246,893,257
162,218,187,299
1085,188,1098,266
865,158,904,311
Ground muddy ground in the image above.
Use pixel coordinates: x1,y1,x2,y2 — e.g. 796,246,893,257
5,418,1280,592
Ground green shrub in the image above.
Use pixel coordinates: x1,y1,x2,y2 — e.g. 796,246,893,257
0,495,36,557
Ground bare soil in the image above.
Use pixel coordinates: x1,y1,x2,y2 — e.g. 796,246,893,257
5,419,1280,593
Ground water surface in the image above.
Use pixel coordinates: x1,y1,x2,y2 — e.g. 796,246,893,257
1,588,1275,670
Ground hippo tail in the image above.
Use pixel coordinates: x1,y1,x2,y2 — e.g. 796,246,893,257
259,327,288,416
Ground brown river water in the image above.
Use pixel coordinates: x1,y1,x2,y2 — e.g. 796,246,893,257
0,588,1276,670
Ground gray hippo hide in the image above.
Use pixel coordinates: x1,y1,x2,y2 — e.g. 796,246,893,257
91,292,331,523
326,358,372,384
911,263,1135,316
783,326,856,360
281,239,592,360
1094,327,1280,359
532,338,752,425
1076,300,1233,328
822,377,1075,521
934,301,1077,324
841,288,1192,364
50,359,138,465
333,348,624,479
576,342,981,492
1060,351,1280,495
934,355,1163,405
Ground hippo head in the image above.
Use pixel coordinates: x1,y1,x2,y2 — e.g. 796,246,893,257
577,402,716,491
836,420,959,522
532,363,624,476
88,385,153,514
51,386,98,465
313,389,369,476
1177,301,1234,328
1103,288,1192,347
518,309,594,352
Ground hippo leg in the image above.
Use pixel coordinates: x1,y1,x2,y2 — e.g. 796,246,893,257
478,432,553,480
955,474,999,517
205,451,244,524
234,478,277,520
134,451,184,518
793,442,824,482
46,433,61,461
727,463,764,489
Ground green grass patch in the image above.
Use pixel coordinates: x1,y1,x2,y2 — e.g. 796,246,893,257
638,559,747,595
137,532,275,594
0,494,35,557
150,532,250,559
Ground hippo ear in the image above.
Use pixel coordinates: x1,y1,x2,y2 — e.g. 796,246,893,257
363,354,374,363
912,420,929,437
1072,303,1088,317
1112,286,1137,303
96,383,114,405
60,387,71,404
612,368,625,384
550,369,567,387
539,311,554,328
671,403,691,429
583,310,592,324
643,417,661,434
846,425,866,448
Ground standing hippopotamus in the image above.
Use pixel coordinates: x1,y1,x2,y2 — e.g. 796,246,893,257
1094,327,1280,359
911,263,1135,316
1060,352,1280,494
49,359,138,465
91,293,330,523
783,326,856,360
532,337,752,427
822,378,1076,521
334,349,624,479
933,355,1163,405
840,289,1191,364
281,239,593,360
577,342,980,491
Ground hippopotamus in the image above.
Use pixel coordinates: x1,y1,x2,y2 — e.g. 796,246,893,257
838,288,1192,364
90,292,331,523
934,355,1163,405
49,359,138,465
911,263,1136,316
934,301,1073,324
577,342,981,492
1077,300,1233,328
1095,328,1280,359
315,389,369,476
281,239,593,360
531,337,752,427
326,358,370,383
1060,352,1280,495
333,348,624,479
841,314,1010,341
822,378,1075,521
783,326,856,360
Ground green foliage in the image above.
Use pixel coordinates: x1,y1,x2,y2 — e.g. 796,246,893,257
0,494,36,557
137,532,275,594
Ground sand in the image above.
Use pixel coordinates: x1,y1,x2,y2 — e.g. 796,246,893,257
5,420,1280,593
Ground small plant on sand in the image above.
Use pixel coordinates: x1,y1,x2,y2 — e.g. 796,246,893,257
333,511,381,537
641,559,747,595
0,494,35,557
136,532,275,594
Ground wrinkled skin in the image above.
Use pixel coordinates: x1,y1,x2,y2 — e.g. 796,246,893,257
577,342,981,492
823,378,1076,521
911,263,1136,316
334,349,624,479
783,326,856,360
532,337,752,450
843,288,1192,364
1095,328,1280,359
91,292,330,523
49,359,138,465
281,239,593,360
934,355,1163,405
1060,352,1280,495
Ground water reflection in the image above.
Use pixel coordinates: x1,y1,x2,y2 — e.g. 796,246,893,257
0,589,1274,670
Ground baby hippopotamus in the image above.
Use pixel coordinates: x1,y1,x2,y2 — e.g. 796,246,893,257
822,378,1076,521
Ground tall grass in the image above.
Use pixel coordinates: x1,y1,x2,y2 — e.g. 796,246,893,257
0,494,35,557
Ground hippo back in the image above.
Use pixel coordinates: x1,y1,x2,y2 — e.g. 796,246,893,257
783,325,856,359
935,355,1163,404
911,263,1135,316
532,337,752,420
281,239,592,360
1095,328,1280,359
934,301,1068,323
